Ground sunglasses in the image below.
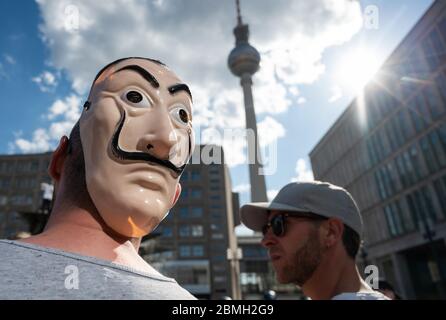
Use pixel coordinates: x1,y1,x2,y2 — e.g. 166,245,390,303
262,212,326,237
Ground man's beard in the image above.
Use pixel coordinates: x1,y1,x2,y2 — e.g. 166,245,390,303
278,227,323,287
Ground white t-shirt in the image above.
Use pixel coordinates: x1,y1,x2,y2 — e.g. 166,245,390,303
332,291,390,300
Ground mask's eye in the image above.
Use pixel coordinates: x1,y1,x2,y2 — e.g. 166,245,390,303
122,90,152,108
170,105,191,127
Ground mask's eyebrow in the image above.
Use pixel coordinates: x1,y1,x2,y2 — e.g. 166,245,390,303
112,65,160,88
168,83,192,101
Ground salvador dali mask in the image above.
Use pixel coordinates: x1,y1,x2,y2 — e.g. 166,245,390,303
79,58,195,237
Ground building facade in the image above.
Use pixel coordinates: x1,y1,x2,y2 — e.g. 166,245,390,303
0,152,52,239
310,0,446,299
140,145,242,300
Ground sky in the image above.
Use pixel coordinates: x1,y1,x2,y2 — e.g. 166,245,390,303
0,0,434,235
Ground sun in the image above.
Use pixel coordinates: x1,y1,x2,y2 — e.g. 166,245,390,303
335,47,382,95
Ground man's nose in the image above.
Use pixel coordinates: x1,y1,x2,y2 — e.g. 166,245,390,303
261,229,277,248
137,113,178,160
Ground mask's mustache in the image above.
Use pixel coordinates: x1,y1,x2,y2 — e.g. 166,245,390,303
111,111,190,176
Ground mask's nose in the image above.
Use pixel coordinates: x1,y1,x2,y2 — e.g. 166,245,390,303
137,112,178,161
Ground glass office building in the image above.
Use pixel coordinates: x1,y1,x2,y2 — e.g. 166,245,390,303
310,0,446,299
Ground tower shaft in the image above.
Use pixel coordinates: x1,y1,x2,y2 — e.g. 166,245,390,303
241,73,268,202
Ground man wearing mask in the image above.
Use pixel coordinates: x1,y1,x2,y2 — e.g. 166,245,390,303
0,57,196,300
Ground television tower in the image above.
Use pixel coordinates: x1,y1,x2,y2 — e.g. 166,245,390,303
228,0,267,202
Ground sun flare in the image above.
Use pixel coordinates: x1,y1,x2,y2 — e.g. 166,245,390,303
336,48,381,94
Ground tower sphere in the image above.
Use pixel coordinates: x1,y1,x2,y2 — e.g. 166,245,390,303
228,42,260,77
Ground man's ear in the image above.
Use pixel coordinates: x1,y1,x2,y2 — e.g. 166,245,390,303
48,136,70,182
171,183,182,208
323,218,344,248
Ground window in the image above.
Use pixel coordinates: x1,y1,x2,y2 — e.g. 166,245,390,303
423,86,444,118
179,225,190,237
422,32,440,71
242,246,268,258
420,136,440,173
162,226,173,237
439,123,446,150
429,28,446,58
16,178,37,189
406,187,437,232
0,178,11,189
0,195,7,206
408,145,425,181
30,161,39,171
384,119,398,150
190,188,202,199
16,161,30,173
180,172,189,182
211,255,226,262
384,200,405,237
428,130,446,168
191,171,201,181
395,155,408,188
179,246,191,257
396,109,414,141
191,225,203,237
433,175,446,218
366,137,378,166
394,145,425,189
192,245,204,257
438,16,446,44
179,207,189,218
374,170,387,200
416,94,431,126
190,207,203,218
211,210,222,219
10,195,33,206
408,99,425,133
214,276,227,283
435,72,446,107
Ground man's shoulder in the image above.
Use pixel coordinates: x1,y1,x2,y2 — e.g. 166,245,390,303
0,240,196,300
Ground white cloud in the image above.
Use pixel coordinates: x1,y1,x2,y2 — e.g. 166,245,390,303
12,94,82,154
25,0,362,160
32,71,58,92
257,116,286,147
35,0,362,98
47,94,81,121
291,158,314,182
328,85,343,103
297,97,307,104
14,128,51,154
267,189,278,201
4,54,16,65
235,224,255,236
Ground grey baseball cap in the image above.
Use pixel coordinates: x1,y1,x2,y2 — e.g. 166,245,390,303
240,181,363,236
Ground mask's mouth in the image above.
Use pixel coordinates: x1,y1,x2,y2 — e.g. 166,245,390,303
110,111,190,177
